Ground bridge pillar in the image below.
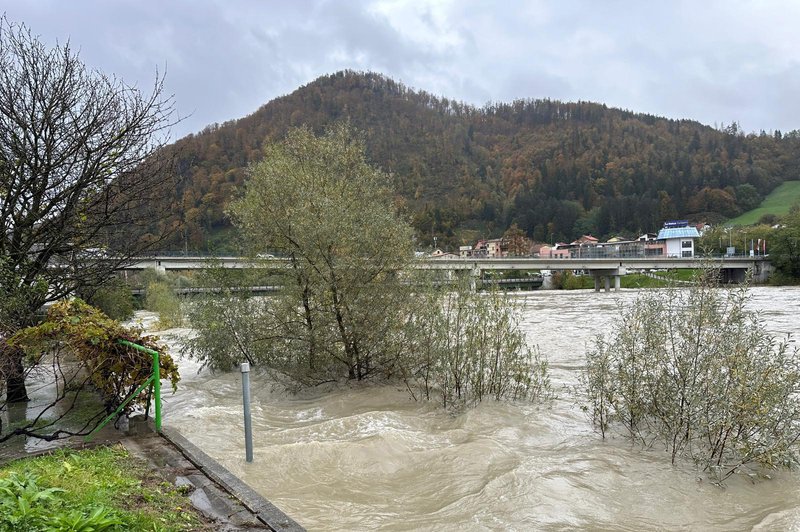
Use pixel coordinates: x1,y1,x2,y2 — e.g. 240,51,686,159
594,276,600,292
470,265,481,291
614,275,621,291
604,276,610,292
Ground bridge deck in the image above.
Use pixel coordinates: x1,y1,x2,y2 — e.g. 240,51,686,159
120,255,765,272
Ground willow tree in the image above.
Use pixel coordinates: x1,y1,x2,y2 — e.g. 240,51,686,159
0,17,178,403
226,124,414,382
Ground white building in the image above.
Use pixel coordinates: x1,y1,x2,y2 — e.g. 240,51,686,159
656,222,700,257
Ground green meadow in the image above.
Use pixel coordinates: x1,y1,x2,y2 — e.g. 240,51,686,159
727,180,800,226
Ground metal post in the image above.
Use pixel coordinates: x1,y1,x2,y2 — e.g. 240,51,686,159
153,351,161,432
241,362,254,463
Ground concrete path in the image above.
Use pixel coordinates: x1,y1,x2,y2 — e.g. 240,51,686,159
121,426,305,531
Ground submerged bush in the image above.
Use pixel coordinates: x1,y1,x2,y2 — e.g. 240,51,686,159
144,279,183,329
583,270,800,481
403,282,552,410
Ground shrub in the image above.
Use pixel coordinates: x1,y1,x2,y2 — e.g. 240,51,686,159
403,281,552,410
144,280,183,330
79,276,135,321
583,270,800,481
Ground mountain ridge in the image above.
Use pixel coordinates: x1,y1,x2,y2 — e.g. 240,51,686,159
158,70,800,251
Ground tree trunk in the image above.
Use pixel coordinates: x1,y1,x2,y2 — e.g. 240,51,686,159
6,348,29,402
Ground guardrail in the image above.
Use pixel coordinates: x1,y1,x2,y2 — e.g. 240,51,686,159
85,340,162,441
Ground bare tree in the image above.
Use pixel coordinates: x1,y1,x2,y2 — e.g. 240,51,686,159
0,17,180,403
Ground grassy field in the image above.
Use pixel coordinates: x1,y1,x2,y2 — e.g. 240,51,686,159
727,180,800,226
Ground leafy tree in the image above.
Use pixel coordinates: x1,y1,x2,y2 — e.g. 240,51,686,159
4,299,179,443
77,277,135,321
735,184,763,212
225,123,415,382
583,270,800,481
0,17,178,403
769,207,800,279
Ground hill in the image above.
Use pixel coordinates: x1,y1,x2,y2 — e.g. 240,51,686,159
725,180,800,226
156,71,800,251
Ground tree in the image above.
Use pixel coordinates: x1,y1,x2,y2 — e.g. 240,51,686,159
224,123,415,382
4,299,179,443
0,18,178,402
770,206,800,279
583,270,800,481
502,223,530,256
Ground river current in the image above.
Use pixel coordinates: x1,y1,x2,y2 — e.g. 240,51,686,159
146,287,800,531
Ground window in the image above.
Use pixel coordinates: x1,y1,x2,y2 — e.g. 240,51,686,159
682,250,692,257
681,240,693,248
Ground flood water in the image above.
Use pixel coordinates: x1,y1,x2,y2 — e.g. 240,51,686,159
149,287,800,531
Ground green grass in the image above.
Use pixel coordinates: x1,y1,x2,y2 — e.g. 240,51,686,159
558,269,699,290
727,180,800,226
0,446,207,531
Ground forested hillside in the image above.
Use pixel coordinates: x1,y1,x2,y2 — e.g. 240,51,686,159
157,70,800,251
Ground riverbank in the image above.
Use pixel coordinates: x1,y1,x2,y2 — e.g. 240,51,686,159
0,424,304,531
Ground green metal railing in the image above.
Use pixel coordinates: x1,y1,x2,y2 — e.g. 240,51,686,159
85,339,161,441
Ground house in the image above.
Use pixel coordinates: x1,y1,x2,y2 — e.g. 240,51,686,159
529,242,548,257
572,235,599,245
656,220,700,257
430,248,460,259
472,240,488,258
459,245,473,258
539,243,571,259
485,238,504,258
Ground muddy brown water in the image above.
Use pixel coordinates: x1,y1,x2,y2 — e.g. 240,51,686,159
147,287,800,531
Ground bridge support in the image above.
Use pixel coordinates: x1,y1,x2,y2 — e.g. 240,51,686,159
592,266,626,293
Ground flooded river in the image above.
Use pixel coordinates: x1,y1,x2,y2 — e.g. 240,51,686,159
151,287,800,531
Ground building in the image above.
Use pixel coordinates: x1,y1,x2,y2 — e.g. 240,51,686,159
431,248,460,259
656,220,701,258
485,238,504,258
538,243,571,259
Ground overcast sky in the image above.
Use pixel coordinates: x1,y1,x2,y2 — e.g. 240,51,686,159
3,0,799,140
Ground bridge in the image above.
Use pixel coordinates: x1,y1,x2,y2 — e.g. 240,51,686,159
120,255,769,292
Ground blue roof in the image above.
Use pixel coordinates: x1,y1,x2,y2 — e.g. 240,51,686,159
657,227,700,240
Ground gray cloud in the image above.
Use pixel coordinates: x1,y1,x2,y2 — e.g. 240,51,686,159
2,0,798,138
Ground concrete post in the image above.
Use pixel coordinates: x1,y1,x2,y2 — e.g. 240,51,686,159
614,275,621,291
604,276,610,292
241,362,253,463
594,275,600,292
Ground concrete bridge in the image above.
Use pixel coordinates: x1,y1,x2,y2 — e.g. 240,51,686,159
121,255,769,292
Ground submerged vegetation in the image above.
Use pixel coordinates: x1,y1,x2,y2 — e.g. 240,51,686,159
583,269,800,481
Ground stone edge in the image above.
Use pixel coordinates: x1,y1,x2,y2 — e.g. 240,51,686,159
159,425,305,532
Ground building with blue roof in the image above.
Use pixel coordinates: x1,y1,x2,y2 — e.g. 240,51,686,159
656,222,701,257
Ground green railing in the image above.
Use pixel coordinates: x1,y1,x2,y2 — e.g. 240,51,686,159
85,340,162,441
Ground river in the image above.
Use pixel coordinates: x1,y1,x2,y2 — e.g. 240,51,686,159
147,286,800,531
